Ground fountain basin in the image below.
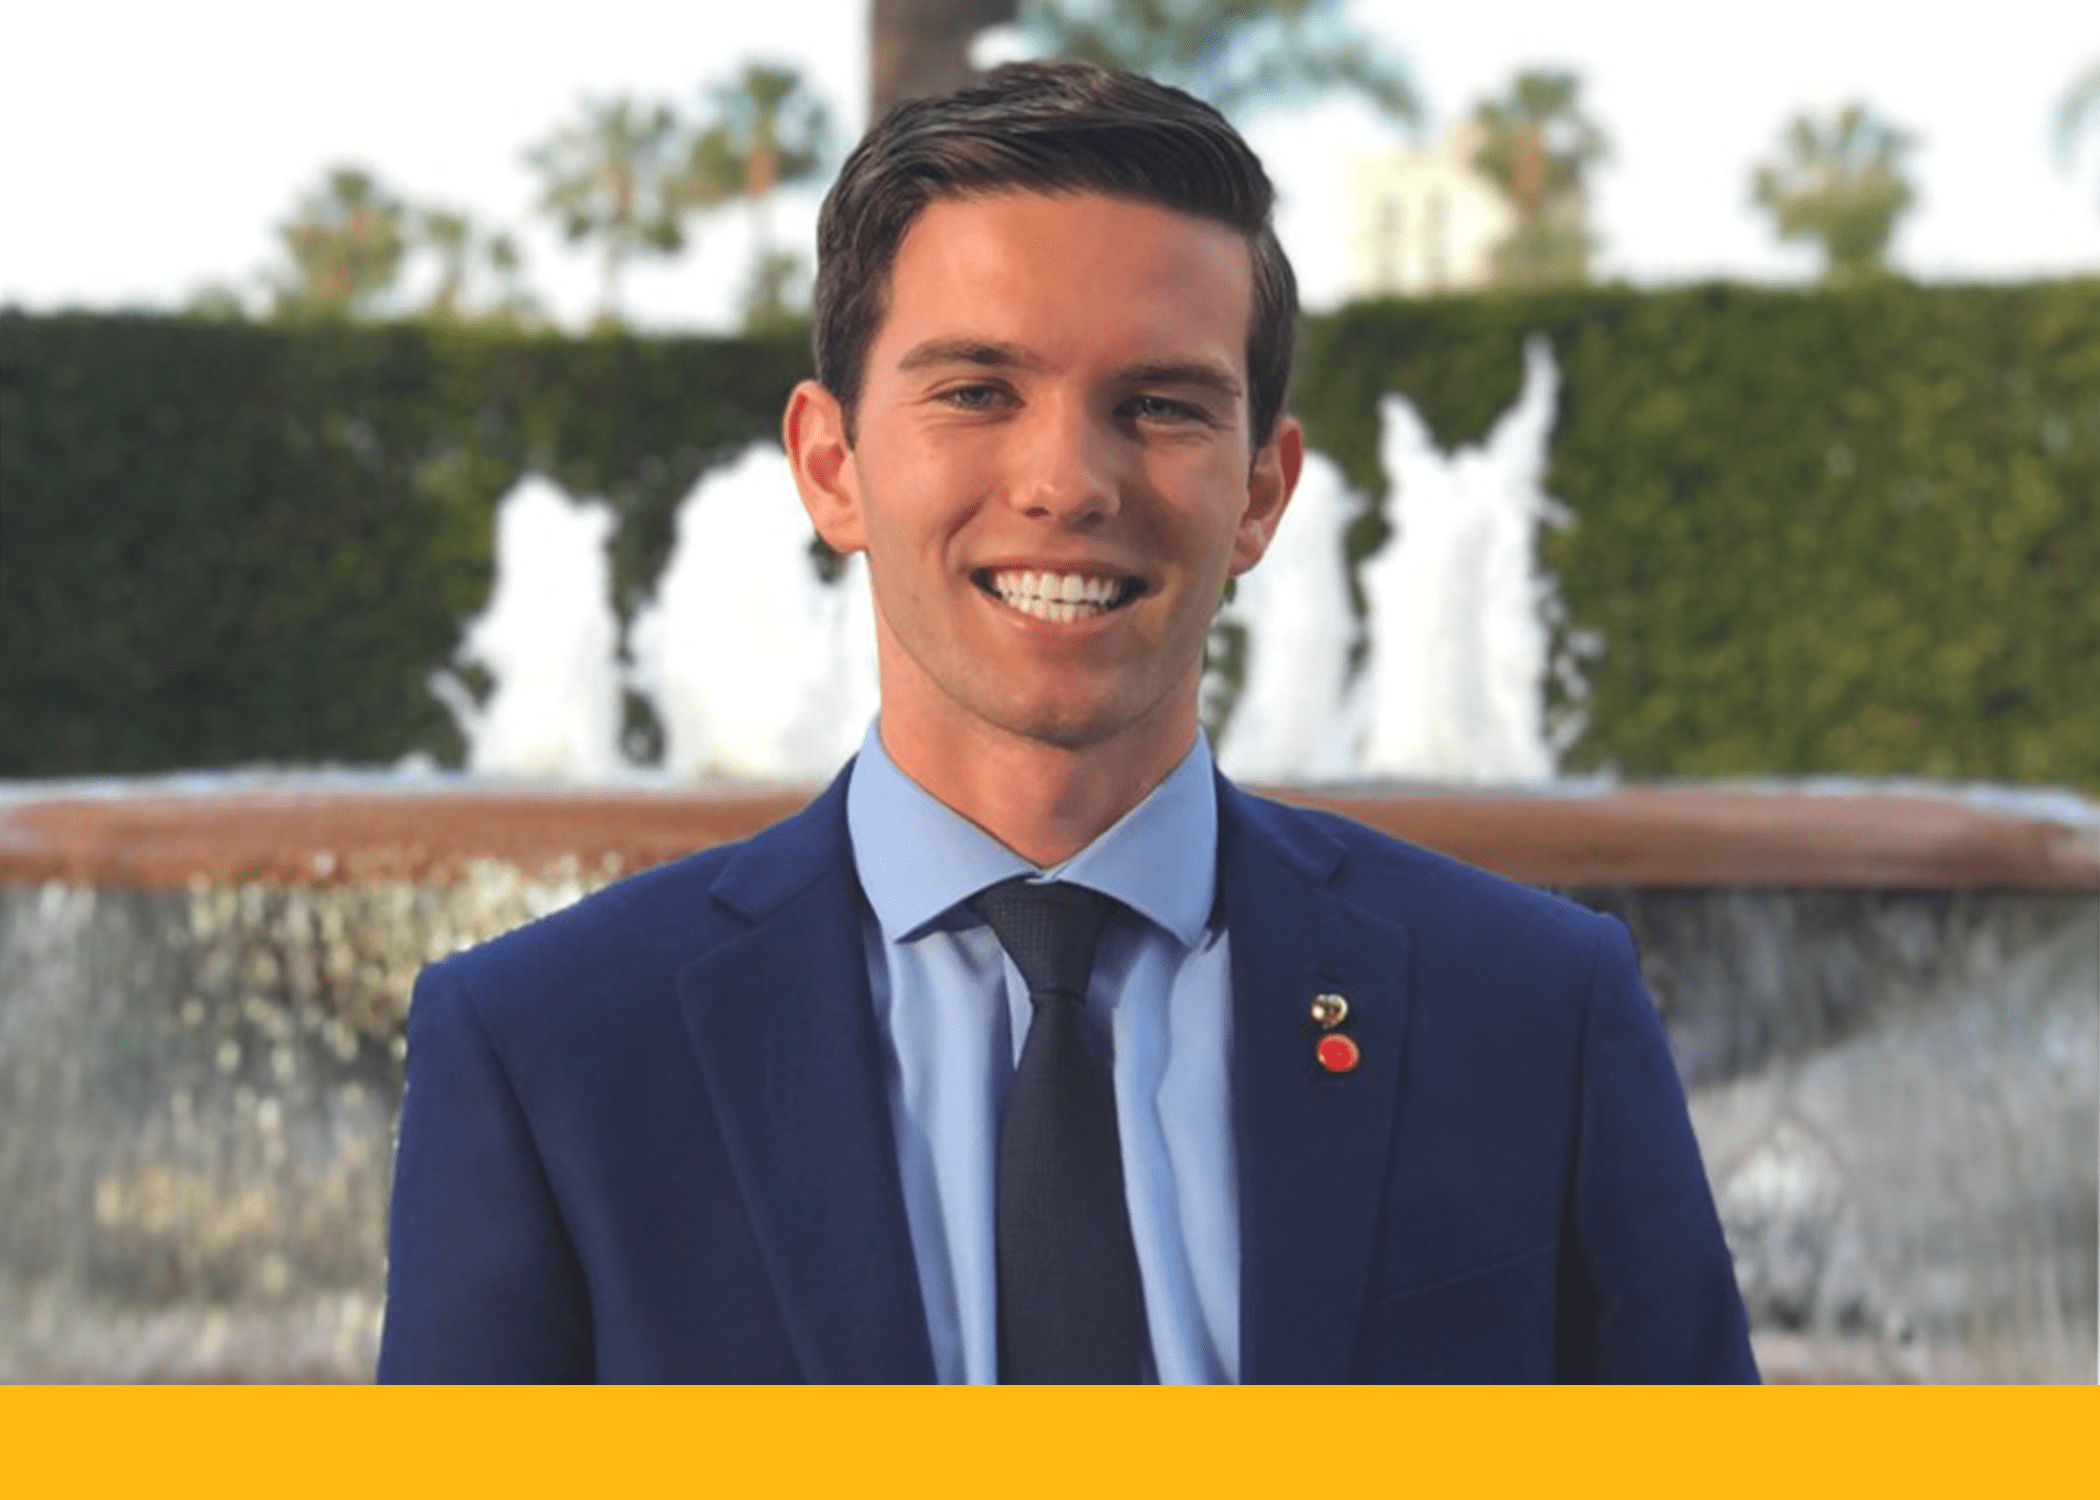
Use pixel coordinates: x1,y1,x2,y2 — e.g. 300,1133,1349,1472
1,781,2093,1381
7,779,2095,890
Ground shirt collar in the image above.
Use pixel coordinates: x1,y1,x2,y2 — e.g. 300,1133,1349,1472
845,721,1218,950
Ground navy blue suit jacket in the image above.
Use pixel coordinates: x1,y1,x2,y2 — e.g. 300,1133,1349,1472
378,768,1756,1382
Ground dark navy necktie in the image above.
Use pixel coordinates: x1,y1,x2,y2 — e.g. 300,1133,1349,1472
969,878,1146,1384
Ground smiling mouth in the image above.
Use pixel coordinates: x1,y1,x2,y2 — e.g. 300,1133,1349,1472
973,567,1146,623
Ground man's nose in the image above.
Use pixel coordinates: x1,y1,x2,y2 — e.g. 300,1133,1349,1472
1011,399,1122,525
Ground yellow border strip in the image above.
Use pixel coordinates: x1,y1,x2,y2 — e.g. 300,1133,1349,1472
14,1386,2095,1497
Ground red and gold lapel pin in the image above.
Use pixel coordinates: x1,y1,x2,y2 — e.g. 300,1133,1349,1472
1310,992,1360,1074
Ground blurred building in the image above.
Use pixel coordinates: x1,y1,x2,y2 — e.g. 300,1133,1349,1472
1346,123,1518,296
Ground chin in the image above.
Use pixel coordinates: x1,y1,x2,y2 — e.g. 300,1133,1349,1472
985,684,1184,757
991,706,1122,753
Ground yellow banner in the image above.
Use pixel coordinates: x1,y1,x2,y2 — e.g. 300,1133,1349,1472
12,1386,2094,1496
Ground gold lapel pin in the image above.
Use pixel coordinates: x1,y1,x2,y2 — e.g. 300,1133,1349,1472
1309,993,1349,1029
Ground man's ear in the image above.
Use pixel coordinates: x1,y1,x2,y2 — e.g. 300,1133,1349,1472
1229,414,1304,577
784,379,865,553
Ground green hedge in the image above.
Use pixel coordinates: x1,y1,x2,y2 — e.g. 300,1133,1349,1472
1,315,804,775
4,284,2096,786
1298,281,2100,787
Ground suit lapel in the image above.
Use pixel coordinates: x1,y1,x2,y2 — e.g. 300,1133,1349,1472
676,773,936,1383
1220,780,1414,1384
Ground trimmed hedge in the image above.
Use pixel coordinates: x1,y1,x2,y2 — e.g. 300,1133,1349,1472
1,315,803,775
1297,282,2100,785
4,283,2096,785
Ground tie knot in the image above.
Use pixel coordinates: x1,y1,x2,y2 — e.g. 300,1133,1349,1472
968,878,1102,1005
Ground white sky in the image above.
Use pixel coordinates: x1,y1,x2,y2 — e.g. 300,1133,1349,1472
2,1,2094,330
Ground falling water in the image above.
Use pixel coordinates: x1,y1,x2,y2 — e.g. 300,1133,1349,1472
1352,337,1566,783
1211,450,1366,782
427,478,625,781
626,444,878,782
1216,337,1568,784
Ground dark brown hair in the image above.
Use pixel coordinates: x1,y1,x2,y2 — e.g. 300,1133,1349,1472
812,60,1297,444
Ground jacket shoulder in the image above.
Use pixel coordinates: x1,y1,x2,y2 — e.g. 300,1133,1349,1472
416,772,853,1032
1222,782,1611,955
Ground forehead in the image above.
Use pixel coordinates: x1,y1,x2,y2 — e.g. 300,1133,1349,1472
872,191,1255,371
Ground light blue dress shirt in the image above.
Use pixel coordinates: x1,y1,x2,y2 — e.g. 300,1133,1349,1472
844,724,1241,1384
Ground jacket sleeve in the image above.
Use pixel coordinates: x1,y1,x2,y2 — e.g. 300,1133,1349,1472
1560,916,1760,1383
376,961,594,1382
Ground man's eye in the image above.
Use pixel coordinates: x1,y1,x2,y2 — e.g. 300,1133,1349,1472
938,384,1008,411
1126,394,1208,424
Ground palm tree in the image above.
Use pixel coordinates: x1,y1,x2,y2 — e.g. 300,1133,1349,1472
270,165,409,319
1469,69,1607,288
1019,0,1416,122
682,62,831,331
1751,103,1918,285
414,208,545,327
481,232,545,329
871,0,1019,115
525,96,689,327
416,207,475,321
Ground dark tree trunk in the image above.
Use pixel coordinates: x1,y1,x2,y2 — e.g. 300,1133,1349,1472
869,0,1019,120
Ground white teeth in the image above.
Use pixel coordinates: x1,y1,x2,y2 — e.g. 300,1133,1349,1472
986,568,1130,622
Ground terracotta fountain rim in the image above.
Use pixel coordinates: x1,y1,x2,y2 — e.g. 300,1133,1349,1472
1,779,2094,892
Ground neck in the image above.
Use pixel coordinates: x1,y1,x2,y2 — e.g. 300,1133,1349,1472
876,714,1196,868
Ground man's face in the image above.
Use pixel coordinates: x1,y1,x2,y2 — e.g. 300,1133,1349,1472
790,190,1300,773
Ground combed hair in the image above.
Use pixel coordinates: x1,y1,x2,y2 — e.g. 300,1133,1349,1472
813,60,1298,444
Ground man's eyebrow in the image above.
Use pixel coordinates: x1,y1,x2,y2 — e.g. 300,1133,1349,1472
892,342,1243,400
1117,360,1244,399
894,338,1043,373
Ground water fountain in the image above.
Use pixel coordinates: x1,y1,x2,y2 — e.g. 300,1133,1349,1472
2,350,2093,1381
625,443,877,783
428,477,627,782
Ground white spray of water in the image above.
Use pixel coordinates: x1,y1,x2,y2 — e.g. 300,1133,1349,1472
1353,336,1566,783
626,444,878,780
429,476,626,780
1216,337,1568,784
1212,450,1366,782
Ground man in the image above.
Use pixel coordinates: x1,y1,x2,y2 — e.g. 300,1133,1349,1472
379,61,1756,1383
